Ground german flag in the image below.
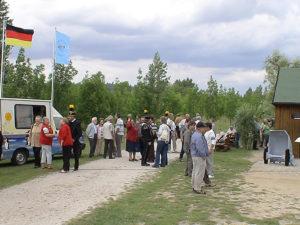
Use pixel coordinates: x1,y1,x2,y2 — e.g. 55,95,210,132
6,25,34,48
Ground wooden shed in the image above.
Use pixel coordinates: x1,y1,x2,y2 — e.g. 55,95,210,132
273,68,300,158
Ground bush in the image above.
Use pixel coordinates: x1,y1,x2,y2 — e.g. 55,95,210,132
235,104,257,149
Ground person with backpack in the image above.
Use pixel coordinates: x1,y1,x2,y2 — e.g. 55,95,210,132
153,116,170,168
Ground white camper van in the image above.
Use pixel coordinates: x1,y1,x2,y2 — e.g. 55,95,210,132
0,98,63,165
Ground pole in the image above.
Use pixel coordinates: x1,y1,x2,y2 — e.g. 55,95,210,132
0,19,6,98
51,28,56,106
50,28,56,126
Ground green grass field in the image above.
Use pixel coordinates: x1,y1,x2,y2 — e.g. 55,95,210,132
0,142,96,189
68,149,299,225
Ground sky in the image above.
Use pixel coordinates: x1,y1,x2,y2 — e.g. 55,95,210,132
7,0,300,93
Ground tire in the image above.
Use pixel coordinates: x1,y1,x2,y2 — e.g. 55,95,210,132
263,147,268,164
285,149,290,166
12,149,28,165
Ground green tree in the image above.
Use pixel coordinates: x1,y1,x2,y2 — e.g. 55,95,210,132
223,88,240,124
205,76,219,120
111,79,134,116
50,61,78,114
135,52,170,115
77,72,114,124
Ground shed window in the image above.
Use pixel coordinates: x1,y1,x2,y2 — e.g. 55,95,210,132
291,113,300,120
15,104,46,129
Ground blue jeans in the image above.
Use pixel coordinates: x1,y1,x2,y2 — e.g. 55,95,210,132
155,141,168,167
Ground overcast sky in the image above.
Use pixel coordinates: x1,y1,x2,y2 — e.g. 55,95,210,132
7,0,300,93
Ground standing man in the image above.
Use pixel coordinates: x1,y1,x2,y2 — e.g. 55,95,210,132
140,116,153,166
115,113,124,157
40,117,55,169
190,122,209,195
183,121,195,177
153,116,170,168
86,117,98,158
103,115,115,159
204,122,216,179
69,111,82,171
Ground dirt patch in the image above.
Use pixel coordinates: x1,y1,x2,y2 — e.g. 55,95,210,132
236,151,300,219
154,191,176,202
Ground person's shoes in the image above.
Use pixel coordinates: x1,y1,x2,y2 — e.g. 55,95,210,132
193,188,206,195
47,165,53,169
73,168,78,172
205,183,216,187
208,175,214,179
142,163,150,166
134,159,138,161
184,173,189,176
60,169,67,173
179,158,183,162
152,165,159,168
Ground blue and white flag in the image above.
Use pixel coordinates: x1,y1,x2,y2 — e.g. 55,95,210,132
55,31,70,64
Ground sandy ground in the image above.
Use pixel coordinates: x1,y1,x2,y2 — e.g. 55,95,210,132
0,150,179,225
238,150,300,219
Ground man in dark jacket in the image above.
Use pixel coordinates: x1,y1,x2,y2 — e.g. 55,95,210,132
140,116,153,166
68,111,82,171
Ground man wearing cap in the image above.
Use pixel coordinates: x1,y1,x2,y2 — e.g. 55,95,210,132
68,111,83,171
190,122,209,194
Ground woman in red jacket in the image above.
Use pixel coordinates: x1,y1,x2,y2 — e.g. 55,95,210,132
58,117,74,173
126,114,138,161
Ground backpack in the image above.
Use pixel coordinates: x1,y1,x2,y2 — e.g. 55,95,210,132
160,125,170,143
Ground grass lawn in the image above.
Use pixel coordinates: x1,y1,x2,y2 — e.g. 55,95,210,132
68,149,299,225
0,141,98,190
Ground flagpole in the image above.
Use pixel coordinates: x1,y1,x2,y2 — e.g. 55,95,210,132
51,28,56,106
50,28,56,126
0,19,6,99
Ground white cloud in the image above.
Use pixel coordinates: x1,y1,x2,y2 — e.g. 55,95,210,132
6,0,300,92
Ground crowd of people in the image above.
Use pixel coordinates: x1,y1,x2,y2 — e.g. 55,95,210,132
28,110,219,194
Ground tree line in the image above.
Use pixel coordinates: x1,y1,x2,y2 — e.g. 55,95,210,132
2,49,267,125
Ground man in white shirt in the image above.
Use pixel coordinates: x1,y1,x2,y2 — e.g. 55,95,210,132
86,117,98,158
103,115,115,159
153,116,170,168
166,113,177,152
115,113,124,157
204,122,216,179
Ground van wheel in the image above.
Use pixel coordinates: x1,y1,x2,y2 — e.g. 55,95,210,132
12,149,28,165
285,149,290,166
263,148,268,164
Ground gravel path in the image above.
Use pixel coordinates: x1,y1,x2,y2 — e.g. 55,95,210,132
0,150,179,225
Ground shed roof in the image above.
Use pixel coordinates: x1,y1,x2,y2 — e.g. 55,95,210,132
273,68,300,105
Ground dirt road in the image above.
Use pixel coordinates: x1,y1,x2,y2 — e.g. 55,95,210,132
0,151,179,225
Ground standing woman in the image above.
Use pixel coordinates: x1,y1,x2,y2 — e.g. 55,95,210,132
29,116,43,168
126,114,138,161
40,117,55,169
58,118,73,173
95,119,104,156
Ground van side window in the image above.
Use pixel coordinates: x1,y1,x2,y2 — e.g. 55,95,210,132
15,105,46,129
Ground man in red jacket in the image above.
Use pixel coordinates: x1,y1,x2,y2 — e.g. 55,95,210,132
58,118,74,173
